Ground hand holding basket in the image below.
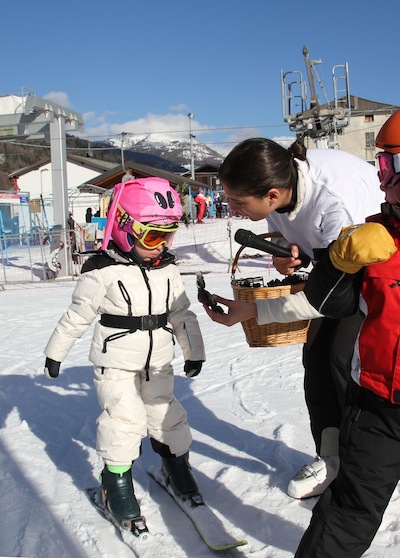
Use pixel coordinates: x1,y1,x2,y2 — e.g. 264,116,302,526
231,232,311,348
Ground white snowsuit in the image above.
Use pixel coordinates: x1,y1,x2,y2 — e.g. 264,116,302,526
44,247,205,466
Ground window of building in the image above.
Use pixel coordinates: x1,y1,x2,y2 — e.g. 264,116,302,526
365,132,375,149
365,115,374,123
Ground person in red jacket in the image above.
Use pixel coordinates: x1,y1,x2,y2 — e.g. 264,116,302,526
292,110,400,558
205,110,400,558
194,188,206,223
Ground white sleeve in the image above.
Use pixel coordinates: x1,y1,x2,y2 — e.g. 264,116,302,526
168,268,206,362
256,291,323,324
44,270,106,361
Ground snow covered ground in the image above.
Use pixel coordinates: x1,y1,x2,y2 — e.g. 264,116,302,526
1,218,400,558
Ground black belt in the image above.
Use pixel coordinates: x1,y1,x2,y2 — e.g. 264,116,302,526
100,313,168,331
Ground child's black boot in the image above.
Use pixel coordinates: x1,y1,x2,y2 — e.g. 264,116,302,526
161,452,204,504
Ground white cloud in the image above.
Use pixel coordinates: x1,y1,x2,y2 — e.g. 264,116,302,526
78,109,294,156
215,127,263,157
83,111,211,141
209,132,296,158
273,135,296,147
43,91,72,108
82,111,96,121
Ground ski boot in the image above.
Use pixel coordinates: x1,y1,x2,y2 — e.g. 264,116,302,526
287,455,340,499
161,452,204,506
100,465,148,536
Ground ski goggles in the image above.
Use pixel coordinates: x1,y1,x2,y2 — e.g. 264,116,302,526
116,205,179,249
376,152,400,188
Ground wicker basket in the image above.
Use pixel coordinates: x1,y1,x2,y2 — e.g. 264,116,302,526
231,232,311,347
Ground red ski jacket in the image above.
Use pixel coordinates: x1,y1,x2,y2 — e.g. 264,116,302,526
304,211,400,404
353,217,400,403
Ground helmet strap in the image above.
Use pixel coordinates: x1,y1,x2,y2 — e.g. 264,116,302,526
101,183,126,250
128,244,167,267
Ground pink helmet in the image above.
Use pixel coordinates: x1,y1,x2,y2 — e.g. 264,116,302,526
102,177,182,252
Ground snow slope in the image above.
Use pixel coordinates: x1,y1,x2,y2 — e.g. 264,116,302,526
1,219,399,558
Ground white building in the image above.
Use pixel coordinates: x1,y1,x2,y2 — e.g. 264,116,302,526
9,155,118,227
303,96,400,165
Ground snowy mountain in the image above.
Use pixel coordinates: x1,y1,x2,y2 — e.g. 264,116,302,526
107,133,224,171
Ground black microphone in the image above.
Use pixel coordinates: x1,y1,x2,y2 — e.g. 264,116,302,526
234,229,311,269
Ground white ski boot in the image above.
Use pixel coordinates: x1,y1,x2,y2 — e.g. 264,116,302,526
288,455,340,499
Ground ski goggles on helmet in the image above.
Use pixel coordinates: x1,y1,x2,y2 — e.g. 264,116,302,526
376,152,400,188
116,205,179,249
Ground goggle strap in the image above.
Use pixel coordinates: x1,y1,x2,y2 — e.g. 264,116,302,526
116,207,178,233
117,210,132,229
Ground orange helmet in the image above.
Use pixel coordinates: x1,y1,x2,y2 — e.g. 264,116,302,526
376,110,400,154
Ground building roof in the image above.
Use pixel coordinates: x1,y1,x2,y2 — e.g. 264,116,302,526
319,95,400,116
182,163,221,176
9,154,117,179
347,95,400,115
78,161,206,194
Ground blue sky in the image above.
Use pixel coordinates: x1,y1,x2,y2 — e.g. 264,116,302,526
2,0,399,155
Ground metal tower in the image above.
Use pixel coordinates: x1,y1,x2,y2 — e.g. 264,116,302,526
0,89,84,275
281,46,351,148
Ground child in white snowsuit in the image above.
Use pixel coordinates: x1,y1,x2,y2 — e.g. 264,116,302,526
44,177,205,533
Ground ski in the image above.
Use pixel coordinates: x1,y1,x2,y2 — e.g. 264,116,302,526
148,465,248,551
86,487,186,558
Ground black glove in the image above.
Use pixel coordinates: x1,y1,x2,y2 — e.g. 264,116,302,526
44,357,61,379
184,360,203,378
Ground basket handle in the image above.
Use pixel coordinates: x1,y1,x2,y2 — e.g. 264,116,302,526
231,231,283,277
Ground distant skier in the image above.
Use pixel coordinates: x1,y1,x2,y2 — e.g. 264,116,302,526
194,188,206,223
85,207,93,223
44,177,206,534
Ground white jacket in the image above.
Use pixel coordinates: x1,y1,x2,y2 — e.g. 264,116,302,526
45,249,205,373
266,149,384,258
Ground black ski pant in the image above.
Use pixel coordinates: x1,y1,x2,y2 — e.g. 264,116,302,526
303,311,363,455
295,382,400,558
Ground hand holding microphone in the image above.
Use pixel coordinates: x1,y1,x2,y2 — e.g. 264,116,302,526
234,229,311,270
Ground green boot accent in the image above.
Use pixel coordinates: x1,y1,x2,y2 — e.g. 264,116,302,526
106,464,131,475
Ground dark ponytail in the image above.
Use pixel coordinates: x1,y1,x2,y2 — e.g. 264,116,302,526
288,140,307,161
